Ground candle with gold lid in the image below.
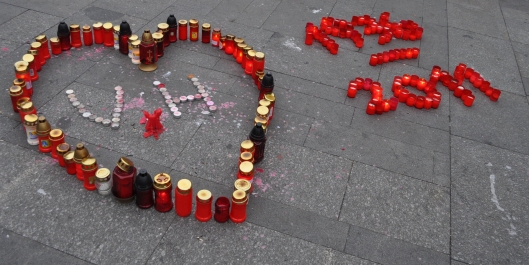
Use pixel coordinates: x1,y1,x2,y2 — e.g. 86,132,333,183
95,168,112,195
29,42,44,70
64,151,76,175
253,52,265,81
230,190,248,223
233,37,244,59
70,24,82,48
23,114,39,146
49,129,65,159
239,151,254,165
175,179,192,217
195,189,213,222
9,85,23,113
256,105,269,121
82,25,93,46
237,161,254,181
35,35,51,60
56,143,70,167
22,54,38,82
240,139,255,157
112,157,137,202
93,22,103,44
154,172,173,212
202,23,211,43
234,179,252,197
264,93,275,121
157,23,170,47
18,100,36,123
103,22,113,47
128,34,138,58
82,157,98,191
245,50,255,75
189,19,199,41
113,25,120,50
224,34,235,54
254,116,268,133
152,32,164,59
236,43,247,64
73,143,90,181
242,45,252,68
178,20,188,40
139,30,157,72
50,37,61,55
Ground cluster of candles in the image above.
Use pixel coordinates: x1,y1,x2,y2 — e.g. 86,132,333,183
304,18,363,55
369,47,420,66
347,78,399,115
452,63,501,102
357,13,423,43
392,73,442,109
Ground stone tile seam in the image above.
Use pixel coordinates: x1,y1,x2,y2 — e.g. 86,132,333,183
451,258,470,265
231,0,281,30
168,122,204,169
451,133,529,157
0,5,28,27
0,3,65,20
143,214,177,265
0,225,97,265
337,160,355,221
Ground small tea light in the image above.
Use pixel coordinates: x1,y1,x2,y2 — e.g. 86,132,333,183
170,107,178,112
206,101,214,106
116,98,124,104
180,96,187,102
102,119,111,126
191,77,198,82
114,86,122,91
69,97,78,102
165,99,173,105
193,81,201,87
112,117,120,123
173,111,182,118
116,90,124,95
115,103,123,108
89,114,96,122
111,123,120,130
115,94,123,100
95,117,104,123
173,98,180,104
68,94,76,99
201,110,210,115
201,93,209,98
159,87,167,93
112,113,121,118
79,108,86,115
209,105,217,113
187,95,195,101
77,104,85,109
194,94,202,100
66,89,74,94
164,95,172,100
153,81,161,87
168,103,176,108
113,107,122,113
82,112,91,118
162,91,170,96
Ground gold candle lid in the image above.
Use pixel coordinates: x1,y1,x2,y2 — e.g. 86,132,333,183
152,32,163,42
22,54,34,63
177,179,192,193
93,22,103,29
259,99,271,108
178,19,187,25
96,168,111,180
264,93,275,102
129,34,138,43
56,143,70,155
35,35,47,43
36,116,52,135
255,52,265,60
131,40,141,48
232,190,247,203
254,116,268,133
213,28,221,33
103,22,113,30
189,19,198,26
247,50,256,58
234,37,244,44
9,85,23,96
20,101,34,111
113,25,120,33
237,43,247,50
240,140,254,150
234,179,251,194
70,24,80,31
202,23,211,30
226,34,235,40
81,157,97,171
27,49,38,57
243,46,252,54
64,151,75,162
82,25,91,32
116,157,134,172
240,152,253,162
30,42,42,49
14,61,28,73
73,143,89,163
158,23,169,30
153,173,172,190
17,97,30,109
256,106,269,117
197,189,212,203
50,37,59,43
239,161,253,174
24,114,38,125
141,29,153,44
49,129,63,140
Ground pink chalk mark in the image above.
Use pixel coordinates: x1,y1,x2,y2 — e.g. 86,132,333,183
218,102,236,109
255,168,264,173
124,97,145,111
1,47,8,52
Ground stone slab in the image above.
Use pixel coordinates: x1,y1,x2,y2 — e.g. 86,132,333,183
0,10,61,46
422,0,448,26
340,163,450,253
449,88,529,155
207,0,255,24
304,121,448,186
91,0,175,20
451,136,529,264
418,23,448,72
447,1,508,40
329,0,375,21
448,27,525,96
234,0,282,29
147,217,373,265
0,226,92,265
511,41,529,79
502,7,529,45
0,114,19,139
346,225,450,265
0,0,93,18
269,70,347,103
0,3,26,25
247,196,350,251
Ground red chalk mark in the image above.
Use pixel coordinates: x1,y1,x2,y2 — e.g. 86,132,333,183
255,168,264,173
1,47,8,52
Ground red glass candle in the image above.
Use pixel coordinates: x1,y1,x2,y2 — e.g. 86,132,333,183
417,78,427,90
330,43,339,55
175,179,193,217
35,35,51,60
167,14,178,43
64,151,76,175
214,196,230,223
178,20,188,41
369,54,377,66
93,22,103,44
82,25,93,46
406,94,416,107
155,23,169,48
153,33,164,59
389,97,399,111
135,169,154,209
230,190,248,223
49,129,65,159
462,94,475,107
189,19,199,41
57,21,71,51
485,87,494,96
119,21,132,54
464,68,474,79
18,100,36,124
245,50,255,75
211,28,221,47
29,43,43,70
56,143,70,167
424,97,433,109
347,86,358,98
36,116,52,153
22,54,38,82
363,78,372,91
140,30,156,65
454,86,464,98
225,34,235,55
473,76,484,88
388,50,396,62
432,98,440,109
73,143,89,181
50,37,61,55
366,102,376,115
355,38,364,48
480,81,490,93
154,173,173,212
415,96,425,109
305,31,314,45
410,75,419,87
195,190,213,222
103,22,113,47
448,79,458,91
378,35,386,45
112,157,137,203
9,85,23,113
70,24,82,48
202,23,211,43
236,43,246,64
490,89,501,101
253,51,265,79
402,74,411,86
399,89,410,103
412,47,420,59
82,157,98,191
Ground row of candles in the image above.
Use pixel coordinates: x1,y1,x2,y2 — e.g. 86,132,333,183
8,14,280,223
369,47,420,66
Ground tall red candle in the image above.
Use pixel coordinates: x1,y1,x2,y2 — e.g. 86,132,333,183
230,190,248,223
82,157,98,191
175,179,193,217
154,173,173,212
195,190,213,222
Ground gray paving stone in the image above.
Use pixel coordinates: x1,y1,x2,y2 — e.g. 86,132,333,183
269,70,346,103
448,27,525,96
449,89,529,155
451,260,469,265
451,136,529,264
0,3,26,25
422,0,447,26
0,226,93,265
171,0,223,16
147,217,371,265
273,87,355,127
357,35,420,69
304,121,448,186
0,0,93,18
447,1,508,40
372,0,423,24
500,0,529,13
434,151,450,186
345,225,450,265
92,0,175,20
264,32,380,89
502,7,529,45
418,23,448,72
329,0,375,21
247,196,349,251
0,141,175,265
0,10,61,46
0,115,19,139
511,41,529,79
234,0,281,28
0,37,24,59
207,0,254,23
351,109,451,154
340,163,450,253
523,77,529,96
